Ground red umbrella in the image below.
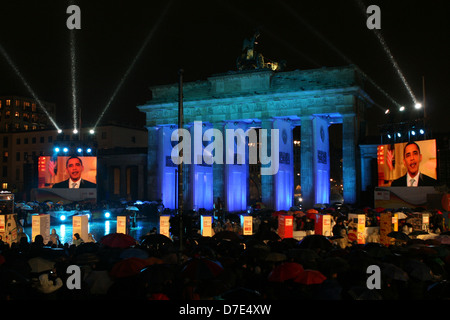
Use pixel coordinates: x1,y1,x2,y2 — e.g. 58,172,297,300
306,209,318,220
100,232,137,248
110,257,150,278
294,269,327,285
268,262,304,282
182,257,224,281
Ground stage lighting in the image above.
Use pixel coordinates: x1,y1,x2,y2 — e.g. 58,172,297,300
411,130,416,136
387,134,392,139
104,211,111,219
420,129,425,135
73,129,78,134
54,147,60,153
399,106,405,112
89,129,95,134
77,148,82,153
385,109,390,115
57,129,62,134
63,147,69,153
397,132,402,138
60,215,66,221
86,148,92,153
415,103,422,109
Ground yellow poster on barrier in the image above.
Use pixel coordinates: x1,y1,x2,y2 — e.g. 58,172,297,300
159,215,171,238
117,216,128,234
348,214,366,244
240,215,253,236
201,216,213,237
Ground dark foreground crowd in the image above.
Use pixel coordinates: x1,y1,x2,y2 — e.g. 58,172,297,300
1,218,450,301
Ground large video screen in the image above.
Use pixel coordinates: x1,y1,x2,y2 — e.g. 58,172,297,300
38,156,97,189
377,139,437,187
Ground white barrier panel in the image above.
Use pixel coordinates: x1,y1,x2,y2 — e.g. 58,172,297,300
32,214,50,244
73,215,89,242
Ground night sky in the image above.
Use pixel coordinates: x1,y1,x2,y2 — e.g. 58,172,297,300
0,0,448,134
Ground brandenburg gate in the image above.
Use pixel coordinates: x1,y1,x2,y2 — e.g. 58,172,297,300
138,66,372,212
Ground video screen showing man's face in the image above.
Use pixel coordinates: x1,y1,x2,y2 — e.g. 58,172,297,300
38,156,97,189
377,139,437,187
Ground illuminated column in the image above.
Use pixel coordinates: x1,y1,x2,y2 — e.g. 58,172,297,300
157,124,178,209
312,116,330,205
342,113,357,204
212,121,225,209
300,116,314,208
224,120,249,212
261,118,274,210
189,121,213,210
146,126,159,201
272,118,294,211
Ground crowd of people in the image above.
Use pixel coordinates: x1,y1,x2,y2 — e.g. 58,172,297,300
1,200,450,301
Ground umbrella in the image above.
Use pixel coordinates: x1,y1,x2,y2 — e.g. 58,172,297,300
140,263,176,285
404,259,432,281
264,252,287,262
395,212,408,219
436,235,450,245
119,248,149,260
268,262,304,282
110,257,150,278
212,230,242,243
294,269,327,285
387,231,411,242
140,234,173,251
253,230,281,242
409,230,429,236
27,257,55,274
182,257,224,281
380,263,409,281
100,233,137,248
299,235,332,251
75,252,100,265
126,206,139,211
221,287,262,300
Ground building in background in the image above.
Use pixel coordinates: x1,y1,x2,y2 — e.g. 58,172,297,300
0,96,56,133
0,122,147,202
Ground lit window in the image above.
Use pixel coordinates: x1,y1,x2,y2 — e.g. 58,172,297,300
15,100,20,107
2,183,7,189
24,125,28,131
6,100,10,106
14,111,20,118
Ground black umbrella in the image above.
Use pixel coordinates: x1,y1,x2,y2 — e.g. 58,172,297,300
212,231,242,243
387,231,411,242
409,230,429,236
140,234,173,247
253,230,281,242
298,235,332,251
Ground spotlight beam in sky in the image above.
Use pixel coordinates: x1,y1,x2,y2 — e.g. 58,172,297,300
279,1,403,112
93,1,173,130
355,0,418,105
70,29,78,131
0,43,61,131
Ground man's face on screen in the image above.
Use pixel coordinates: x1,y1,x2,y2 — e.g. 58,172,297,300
403,143,422,177
66,158,83,182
